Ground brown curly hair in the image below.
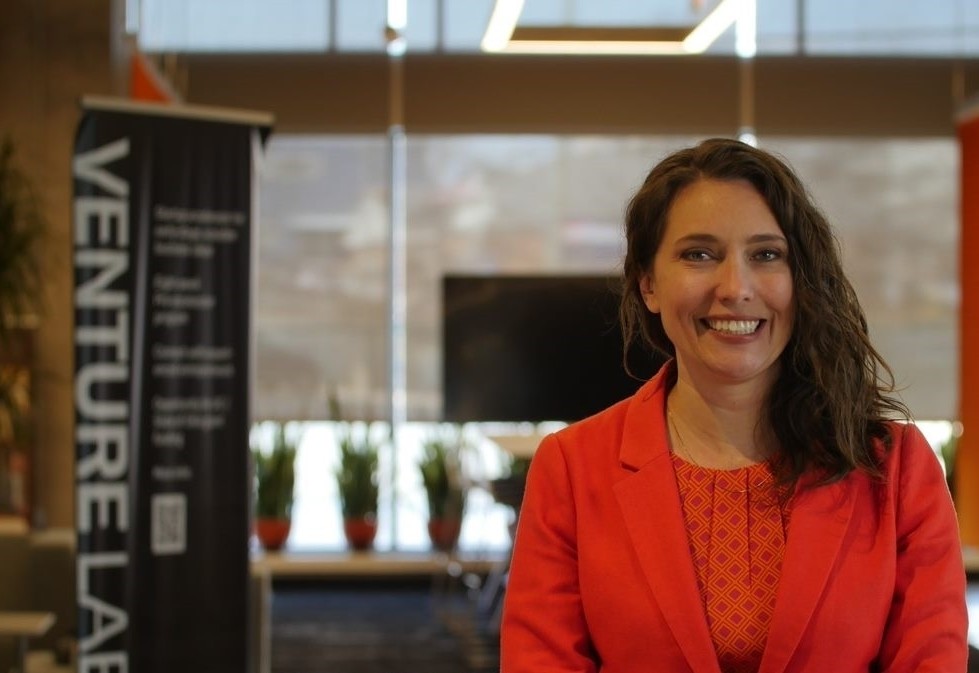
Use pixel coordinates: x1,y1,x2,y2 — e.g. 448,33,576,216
620,137,909,485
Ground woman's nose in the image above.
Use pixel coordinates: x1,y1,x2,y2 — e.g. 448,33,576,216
716,257,753,302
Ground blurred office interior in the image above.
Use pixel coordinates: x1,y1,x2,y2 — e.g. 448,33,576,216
2,1,979,671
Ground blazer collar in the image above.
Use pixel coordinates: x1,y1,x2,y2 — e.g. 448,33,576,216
613,363,723,673
617,361,673,470
759,475,856,673
612,363,856,673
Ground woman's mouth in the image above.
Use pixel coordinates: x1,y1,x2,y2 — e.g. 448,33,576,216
704,319,762,335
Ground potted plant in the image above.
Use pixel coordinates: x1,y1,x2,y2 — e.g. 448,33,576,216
419,430,467,552
490,453,531,513
0,136,44,517
940,426,961,499
252,421,299,551
335,422,383,550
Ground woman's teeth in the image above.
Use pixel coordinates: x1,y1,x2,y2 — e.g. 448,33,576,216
707,319,760,335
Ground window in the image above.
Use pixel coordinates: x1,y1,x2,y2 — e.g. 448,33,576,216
138,0,979,56
258,134,959,550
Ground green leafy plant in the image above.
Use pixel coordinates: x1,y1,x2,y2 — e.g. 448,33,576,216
0,136,44,343
490,453,531,512
0,135,45,514
252,422,299,519
419,430,467,520
940,429,960,497
335,422,383,519
507,455,531,480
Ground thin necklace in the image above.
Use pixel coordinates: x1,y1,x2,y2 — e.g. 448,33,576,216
667,405,771,494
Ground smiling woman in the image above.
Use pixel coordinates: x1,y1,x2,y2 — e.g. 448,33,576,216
500,138,967,673
640,178,795,413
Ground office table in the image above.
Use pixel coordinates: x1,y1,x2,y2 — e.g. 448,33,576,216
0,612,55,673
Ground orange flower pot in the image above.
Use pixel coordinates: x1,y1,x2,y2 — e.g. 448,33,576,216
427,518,462,552
255,517,291,551
343,517,378,551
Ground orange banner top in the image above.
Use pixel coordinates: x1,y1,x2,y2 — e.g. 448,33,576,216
130,51,178,103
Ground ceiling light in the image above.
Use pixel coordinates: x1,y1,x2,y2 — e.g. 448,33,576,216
482,0,752,56
481,0,525,52
682,0,744,53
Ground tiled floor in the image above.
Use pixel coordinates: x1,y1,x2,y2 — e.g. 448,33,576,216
270,580,498,673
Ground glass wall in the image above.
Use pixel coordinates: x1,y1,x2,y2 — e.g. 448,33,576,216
139,0,979,57
257,133,959,550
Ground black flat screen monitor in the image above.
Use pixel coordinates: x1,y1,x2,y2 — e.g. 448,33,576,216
442,274,663,423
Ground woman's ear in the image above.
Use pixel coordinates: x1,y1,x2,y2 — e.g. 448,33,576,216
639,274,660,314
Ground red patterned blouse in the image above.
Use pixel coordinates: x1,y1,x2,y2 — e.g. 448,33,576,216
672,452,792,673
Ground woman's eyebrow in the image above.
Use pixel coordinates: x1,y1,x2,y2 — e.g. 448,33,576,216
672,233,787,245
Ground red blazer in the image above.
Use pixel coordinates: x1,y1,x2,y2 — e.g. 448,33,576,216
501,366,967,672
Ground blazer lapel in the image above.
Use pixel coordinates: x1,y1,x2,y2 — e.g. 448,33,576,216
759,476,856,673
613,373,722,673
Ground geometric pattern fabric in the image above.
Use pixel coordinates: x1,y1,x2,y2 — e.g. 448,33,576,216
672,453,792,673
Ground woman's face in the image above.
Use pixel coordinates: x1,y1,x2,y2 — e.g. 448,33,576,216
641,178,795,390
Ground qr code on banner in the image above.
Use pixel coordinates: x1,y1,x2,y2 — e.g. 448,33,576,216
152,492,187,556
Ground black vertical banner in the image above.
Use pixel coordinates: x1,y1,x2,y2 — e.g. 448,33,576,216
72,98,271,673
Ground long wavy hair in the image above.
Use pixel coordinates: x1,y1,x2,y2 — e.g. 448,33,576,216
620,137,909,485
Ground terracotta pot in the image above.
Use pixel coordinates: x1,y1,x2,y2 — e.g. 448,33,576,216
343,517,378,551
427,517,462,552
255,517,291,551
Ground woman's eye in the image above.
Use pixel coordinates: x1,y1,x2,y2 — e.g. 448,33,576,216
680,249,713,262
753,248,785,262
